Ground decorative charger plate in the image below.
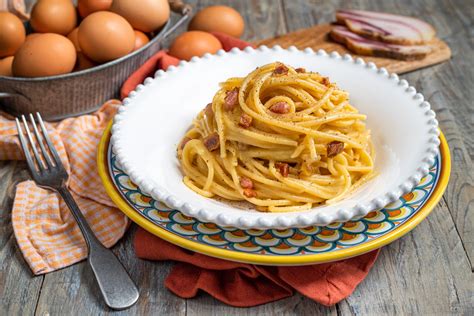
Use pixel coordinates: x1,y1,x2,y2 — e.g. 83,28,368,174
110,46,440,229
98,122,451,265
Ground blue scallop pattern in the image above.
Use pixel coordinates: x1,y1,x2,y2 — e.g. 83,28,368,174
109,147,440,256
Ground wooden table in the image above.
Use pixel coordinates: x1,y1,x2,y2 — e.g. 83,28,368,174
1,0,473,314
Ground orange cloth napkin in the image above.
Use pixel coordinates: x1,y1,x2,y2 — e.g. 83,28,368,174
135,229,379,307
126,33,381,307
0,101,129,274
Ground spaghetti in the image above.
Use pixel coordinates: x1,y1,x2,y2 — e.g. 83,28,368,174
177,62,375,212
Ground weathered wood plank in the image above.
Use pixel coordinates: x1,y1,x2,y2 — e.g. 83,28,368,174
393,0,474,268
338,200,474,315
404,58,474,270
186,294,337,316
215,0,287,42
0,162,44,315
34,225,186,315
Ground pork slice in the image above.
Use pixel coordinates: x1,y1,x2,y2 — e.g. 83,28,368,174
330,26,432,61
336,9,436,45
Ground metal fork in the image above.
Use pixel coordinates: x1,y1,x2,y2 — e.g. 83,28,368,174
16,113,139,310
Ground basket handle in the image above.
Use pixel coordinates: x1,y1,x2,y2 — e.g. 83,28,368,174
0,92,25,100
0,92,32,104
164,0,193,39
169,0,193,16
0,91,33,114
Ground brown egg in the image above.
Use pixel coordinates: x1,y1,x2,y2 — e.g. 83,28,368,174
12,33,76,77
75,52,97,71
25,33,42,42
189,6,245,38
169,31,222,61
78,0,113,18
78,11,135,63
30,0,77,35
0,12,26,57
133,31,149,51
0,56,14,76
110,0,169,33
68,28,97,71
67,27,81,51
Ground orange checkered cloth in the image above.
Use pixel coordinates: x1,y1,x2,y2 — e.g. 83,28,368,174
0,101,129,274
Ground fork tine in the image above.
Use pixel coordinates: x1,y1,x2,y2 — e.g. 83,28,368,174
36,112,64,169
29,113,54,168
15,118,38,174
21,115,45,171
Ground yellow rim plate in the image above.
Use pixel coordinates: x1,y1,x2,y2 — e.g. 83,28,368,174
97,121,451,265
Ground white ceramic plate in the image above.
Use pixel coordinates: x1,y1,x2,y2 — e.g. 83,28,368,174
111,46,439,229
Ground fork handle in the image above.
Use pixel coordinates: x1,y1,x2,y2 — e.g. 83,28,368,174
57,187,139,310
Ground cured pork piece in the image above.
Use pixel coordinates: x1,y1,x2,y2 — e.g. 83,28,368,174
336,9,436,45
330,26,432,60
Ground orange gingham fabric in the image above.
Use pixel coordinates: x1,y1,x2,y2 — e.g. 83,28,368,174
0,100,129,274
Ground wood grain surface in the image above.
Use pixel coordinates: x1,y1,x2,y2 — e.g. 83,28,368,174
1,0,473,315
254,24,452,74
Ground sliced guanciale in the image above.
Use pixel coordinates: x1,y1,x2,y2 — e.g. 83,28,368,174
239,176,254,189
327,141,345,157
335,9,436,45
243,188,257,198
295,67,306,73
179,137,191,150
224,88,239,111
330,26,432,61
203,132,220,151
273,63,289,76
269,101,290,114
239,113,253,128
275,162,289,177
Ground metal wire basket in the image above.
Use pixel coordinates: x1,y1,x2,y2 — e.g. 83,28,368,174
0,0,191,121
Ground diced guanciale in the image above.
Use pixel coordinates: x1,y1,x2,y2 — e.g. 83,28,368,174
295,67,306,73
321,77,330,86
270,102,290,114
319,167,331,175
275,162,289,177
243,188,257,198
239,113,253,128
224,88,239,111
327,141,344,157
273,63,289,76
239,176,254,189
203,133,220,151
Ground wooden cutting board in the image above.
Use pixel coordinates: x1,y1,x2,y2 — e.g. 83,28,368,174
254,24,451,74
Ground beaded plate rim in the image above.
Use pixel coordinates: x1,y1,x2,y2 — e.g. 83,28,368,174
111,46,440,229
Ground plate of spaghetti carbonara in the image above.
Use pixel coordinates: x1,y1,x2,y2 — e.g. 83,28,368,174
111,46,439,229
178,62,375,213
